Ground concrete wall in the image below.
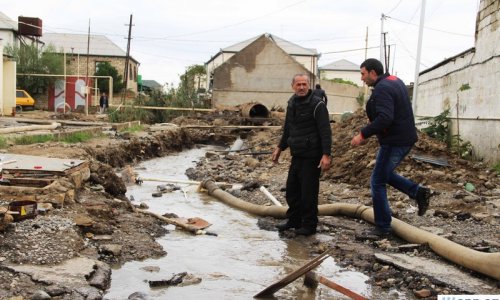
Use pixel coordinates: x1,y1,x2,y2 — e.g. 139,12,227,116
416,0,499,163
212,36,363,117
0,31,16,47
320,69,363,86
207,48,317,93
319,79,364,119
212,36,314,110
1,40,16,116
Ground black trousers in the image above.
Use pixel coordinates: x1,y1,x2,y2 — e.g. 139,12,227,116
285,156,321,229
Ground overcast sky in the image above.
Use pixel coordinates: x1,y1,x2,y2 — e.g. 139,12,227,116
1,0,480,87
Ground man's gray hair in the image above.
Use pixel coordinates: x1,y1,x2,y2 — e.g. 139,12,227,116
292,74,310,85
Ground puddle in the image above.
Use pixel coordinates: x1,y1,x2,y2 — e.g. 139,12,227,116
104,147,370,299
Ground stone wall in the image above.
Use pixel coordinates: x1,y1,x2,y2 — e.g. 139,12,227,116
416,0,499,163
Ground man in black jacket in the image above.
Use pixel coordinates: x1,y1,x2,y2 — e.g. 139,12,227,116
351,58,431,237
312,84,328,106
272,74,332,236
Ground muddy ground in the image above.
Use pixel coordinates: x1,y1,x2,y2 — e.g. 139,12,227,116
0,109,498,299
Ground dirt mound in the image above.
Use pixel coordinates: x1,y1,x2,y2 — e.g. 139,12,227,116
327,109,495,193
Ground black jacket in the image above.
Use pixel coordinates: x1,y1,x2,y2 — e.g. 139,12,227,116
278,90,332,158
312,88,328,106
361,74,417,146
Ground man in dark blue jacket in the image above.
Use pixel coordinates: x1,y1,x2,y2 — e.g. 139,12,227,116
351,58,431,237
272,74,332,236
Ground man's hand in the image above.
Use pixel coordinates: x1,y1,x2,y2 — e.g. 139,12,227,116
318,154,331,172
351,133,365,147
271,147,281,163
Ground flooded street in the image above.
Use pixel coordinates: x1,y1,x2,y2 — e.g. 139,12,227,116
105,147,370,299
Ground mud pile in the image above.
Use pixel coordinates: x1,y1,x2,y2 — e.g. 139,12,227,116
327,109,496,193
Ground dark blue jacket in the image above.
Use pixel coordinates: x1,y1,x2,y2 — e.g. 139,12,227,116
360,74,417,146
278,90,332,158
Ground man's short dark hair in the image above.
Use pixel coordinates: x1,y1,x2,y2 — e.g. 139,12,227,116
315,84,321,89
360,58,384,76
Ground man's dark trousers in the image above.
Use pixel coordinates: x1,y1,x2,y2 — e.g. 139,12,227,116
285,156,321,230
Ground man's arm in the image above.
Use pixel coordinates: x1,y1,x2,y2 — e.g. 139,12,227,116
360,88,394,139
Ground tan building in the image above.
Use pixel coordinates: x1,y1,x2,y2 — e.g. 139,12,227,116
207,33,363,117
208,34,317,110
41,33,139,98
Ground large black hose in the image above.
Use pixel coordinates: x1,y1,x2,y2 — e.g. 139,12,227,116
201,179,500,280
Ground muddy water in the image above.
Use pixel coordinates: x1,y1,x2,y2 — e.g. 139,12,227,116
104,147,370,300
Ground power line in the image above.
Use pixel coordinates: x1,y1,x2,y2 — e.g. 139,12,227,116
387,0,404,14
154,0,306,39
322,45,382,55
386,15,473,37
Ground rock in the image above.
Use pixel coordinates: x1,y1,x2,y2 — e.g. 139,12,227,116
128,291,150,300
100,244,122,256
414,288,432,298
456,212,471,221
397,244,423,252
471,212,490,221
87,263,112,290
433,210,450,218
151,192,163,197
367,159,376,168
244,157,259,168
484,181,495,189
204,151,219,158
30,290,51,300
141,266,160,273
74,214,95,227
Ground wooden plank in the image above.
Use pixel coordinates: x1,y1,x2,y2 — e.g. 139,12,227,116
254,249,332,298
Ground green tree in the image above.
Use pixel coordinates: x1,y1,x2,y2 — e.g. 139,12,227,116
177,64,206,106
5,43,63,96
94,61,124,93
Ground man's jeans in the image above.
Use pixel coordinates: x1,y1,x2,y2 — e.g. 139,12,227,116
371,145,419,230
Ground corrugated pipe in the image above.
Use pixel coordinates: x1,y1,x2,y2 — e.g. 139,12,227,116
240,102,270,118
201,179,500,280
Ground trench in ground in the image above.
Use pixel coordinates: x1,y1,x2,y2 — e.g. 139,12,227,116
104,146,371,300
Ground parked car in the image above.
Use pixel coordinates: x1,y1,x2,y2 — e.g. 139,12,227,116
16,89,36,112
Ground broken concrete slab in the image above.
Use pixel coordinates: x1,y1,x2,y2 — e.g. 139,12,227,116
374,252,498,294
3,257,111,291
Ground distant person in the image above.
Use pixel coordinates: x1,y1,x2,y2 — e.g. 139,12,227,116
351,58,432,238
99,92,109,114
271,74,332,236
312,84,328,106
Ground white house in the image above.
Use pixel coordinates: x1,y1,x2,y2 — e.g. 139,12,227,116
319,59,362,86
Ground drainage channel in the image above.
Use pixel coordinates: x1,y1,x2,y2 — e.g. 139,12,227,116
104,146,370,299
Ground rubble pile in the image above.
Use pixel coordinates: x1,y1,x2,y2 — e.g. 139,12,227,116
327,109,496,193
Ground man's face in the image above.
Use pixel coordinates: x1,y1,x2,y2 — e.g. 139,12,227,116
360,67,378,87
292,75,310,96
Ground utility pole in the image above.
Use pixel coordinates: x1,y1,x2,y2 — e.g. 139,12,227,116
85,19,90,115
123,14,133,103
380,13,386,70
364,27,369,98
364,27,369,61
412,0,426,116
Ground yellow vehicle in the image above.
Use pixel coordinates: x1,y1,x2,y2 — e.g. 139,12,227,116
16,89,36,112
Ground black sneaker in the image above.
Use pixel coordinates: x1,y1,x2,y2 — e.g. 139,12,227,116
416,187,431,216
276,222,300,232
357,227,392,240
294,227,316,236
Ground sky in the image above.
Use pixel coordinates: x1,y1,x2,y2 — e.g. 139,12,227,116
1,0,480,87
